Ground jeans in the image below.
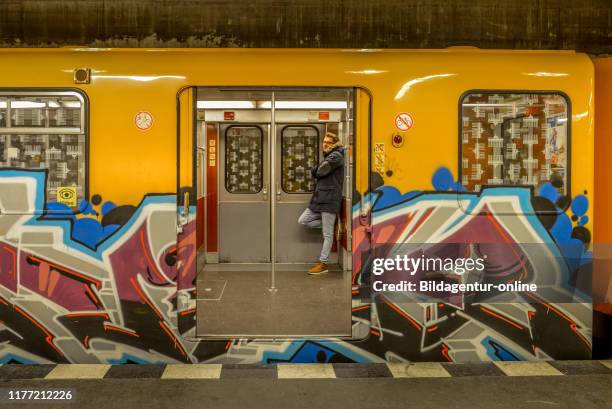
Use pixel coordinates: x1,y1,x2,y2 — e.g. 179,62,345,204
298,208,336,263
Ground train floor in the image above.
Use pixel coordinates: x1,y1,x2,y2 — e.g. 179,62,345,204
196,262,352,337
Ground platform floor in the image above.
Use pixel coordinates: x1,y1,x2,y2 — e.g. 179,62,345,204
1,361,611,409
196,263,352,337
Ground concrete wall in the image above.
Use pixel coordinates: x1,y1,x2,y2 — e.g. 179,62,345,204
0,0,610,53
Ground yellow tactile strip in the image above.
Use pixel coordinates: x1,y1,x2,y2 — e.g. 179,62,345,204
0,361,609,380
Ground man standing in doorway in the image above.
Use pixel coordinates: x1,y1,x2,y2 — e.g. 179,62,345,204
298,132,344,275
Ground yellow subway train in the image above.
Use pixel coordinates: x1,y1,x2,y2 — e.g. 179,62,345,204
0,48,609,363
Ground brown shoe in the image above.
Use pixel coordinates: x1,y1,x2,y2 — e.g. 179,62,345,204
308,262,329,275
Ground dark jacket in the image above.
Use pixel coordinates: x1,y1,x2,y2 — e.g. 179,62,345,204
308,146,344,213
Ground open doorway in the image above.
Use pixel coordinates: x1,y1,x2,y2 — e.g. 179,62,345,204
189,87,359,338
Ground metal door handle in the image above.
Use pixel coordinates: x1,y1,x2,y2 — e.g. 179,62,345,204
360,196,367,217
276,182,281,199
182,191,190,218
263,184,268,200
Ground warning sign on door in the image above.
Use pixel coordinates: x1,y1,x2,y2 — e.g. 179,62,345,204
394,112,414,131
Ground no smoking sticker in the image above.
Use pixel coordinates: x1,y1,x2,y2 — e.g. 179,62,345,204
394,112,414,131
135,111,153,131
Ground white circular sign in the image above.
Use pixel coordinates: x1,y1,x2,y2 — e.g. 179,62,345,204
394,112,414,131
135,111,153,130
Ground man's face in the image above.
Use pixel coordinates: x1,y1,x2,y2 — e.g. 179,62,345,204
323,137,334,153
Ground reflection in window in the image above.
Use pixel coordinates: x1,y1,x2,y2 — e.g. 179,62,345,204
281,126,319,193
0,98,6,127
0,93,86,204
460,93,568,194
7,97,82,128
225,126,263,193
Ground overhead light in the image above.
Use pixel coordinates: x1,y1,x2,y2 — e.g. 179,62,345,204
0,101,6,109
11,101,46,108
197,100,348,110
62,101,82,108
277,101,347,109
261,101,348,109
197,101,256,109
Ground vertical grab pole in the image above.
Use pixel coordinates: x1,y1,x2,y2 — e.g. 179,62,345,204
269,91,278,292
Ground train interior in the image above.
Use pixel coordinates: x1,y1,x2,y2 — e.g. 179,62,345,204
193,88,355,338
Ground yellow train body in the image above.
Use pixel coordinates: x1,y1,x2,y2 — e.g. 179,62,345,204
0,48,599,363
0,48,594,219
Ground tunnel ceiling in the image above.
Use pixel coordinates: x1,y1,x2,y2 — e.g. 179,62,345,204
0,0,610,54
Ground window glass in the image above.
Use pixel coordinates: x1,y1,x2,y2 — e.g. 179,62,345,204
7,96,81,129
0,92,87,206
281,126,319,193
225,126,263,193
460,93,568,194
0,98,6,127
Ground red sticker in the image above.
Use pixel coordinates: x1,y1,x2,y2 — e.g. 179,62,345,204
224,111,235,120
394,112,414,131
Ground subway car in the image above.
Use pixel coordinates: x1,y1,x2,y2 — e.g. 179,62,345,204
0,48,608,364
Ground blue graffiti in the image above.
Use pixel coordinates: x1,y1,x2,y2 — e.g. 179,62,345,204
432,167,454,191
101,201,117,216
0,354,38,365
373,186,422,210
538,182,560,203
45,202,76,219
483,337,523,361
78,199,98,216
71,218,104,248
43,197,126,250
571,195,589,217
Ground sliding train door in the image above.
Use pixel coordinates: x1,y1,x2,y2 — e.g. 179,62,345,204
274,123,326,263
218,124,271,263
176,87,198,335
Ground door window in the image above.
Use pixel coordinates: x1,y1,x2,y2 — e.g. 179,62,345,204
224,125,263,193
281,125,319,193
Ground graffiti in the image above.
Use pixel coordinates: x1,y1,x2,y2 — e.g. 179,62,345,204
0,167,592,364
349,167,592,362
0,169,191,363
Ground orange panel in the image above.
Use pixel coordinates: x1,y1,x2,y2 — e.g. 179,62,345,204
196,197,205,249
206,124,219,253
594,57,612,312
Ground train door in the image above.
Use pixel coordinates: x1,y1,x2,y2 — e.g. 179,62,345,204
218,123,271,263
176,87,197,338
184,87,359,338
274,121,336,263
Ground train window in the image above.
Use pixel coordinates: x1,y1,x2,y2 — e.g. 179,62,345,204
225,125,263,193
0,98,6,127
281,126,319,193
460,92,569,195
0,91,87,206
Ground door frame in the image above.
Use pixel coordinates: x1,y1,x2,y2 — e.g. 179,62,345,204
177,85,372,340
